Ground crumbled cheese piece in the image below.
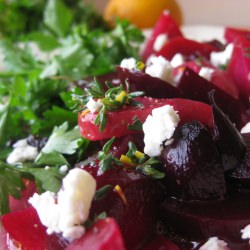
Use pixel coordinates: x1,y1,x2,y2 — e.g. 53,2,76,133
29,168,96,241
241,122,250,134
153,33,168,52
210,43,234,68
120,57,137,70
199,237,229,250
145,55,174,84
86,98,103,113
143,105,180,157
170,53,185,68
241,224,250,240
6,139,38,164
199,67,215,81
59,164,68,174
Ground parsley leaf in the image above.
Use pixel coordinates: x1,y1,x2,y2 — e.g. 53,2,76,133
38,122,81,155
0,162,24,215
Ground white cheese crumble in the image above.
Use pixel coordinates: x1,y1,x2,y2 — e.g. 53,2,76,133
29,168,96,241
199,237,229,250
59,164,68,174
6,139,38,164
241,224,250,241
170,53,185,68
240,122,250,134
199,67,215,81
143,105,180,157
210,43,234,68
153,33,168,52
145,55,175,85
120,57,137,70
86,97,103,113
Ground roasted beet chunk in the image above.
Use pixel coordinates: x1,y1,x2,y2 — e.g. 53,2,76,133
210,91,246,172
160,121,226,201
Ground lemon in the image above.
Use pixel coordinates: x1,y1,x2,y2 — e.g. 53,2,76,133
104,0,182,29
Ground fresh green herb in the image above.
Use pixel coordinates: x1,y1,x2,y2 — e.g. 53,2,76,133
121,142,165,179
97,137,121,173
0,162,24,215
73,79,144,131
128,116,143,131
94,185,113,201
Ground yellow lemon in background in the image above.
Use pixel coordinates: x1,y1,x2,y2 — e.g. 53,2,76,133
103,0,182,28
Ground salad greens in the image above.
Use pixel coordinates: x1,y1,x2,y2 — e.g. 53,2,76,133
0,0,144,215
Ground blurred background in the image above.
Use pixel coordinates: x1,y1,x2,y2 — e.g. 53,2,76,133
89,0,250,28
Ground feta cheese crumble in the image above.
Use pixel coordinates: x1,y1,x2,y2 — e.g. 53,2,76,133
143,105,180,157
241,224,250,241
210,43,234,68
6,139,38,164
199,237,229,250
86,97,103,113
170,53,185,68
120,57,137,70
29,168,96,241
153,33,168,52
240,122,250,134
199,67,215,81
145,56,175,85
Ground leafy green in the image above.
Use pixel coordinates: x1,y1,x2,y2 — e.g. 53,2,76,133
0,162,24,215
38,122,81,155
44,0,73,37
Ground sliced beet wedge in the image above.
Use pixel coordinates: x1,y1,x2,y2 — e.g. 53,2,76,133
160,121,226,201
142,10,183,62
157,37,218,61
161,192,250,249
177,67,249,129
210,91,246,172
117,66,180,98
80,163,165,250
66,218,126,250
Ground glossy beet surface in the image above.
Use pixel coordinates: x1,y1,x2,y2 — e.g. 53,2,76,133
78,97,213,141
160,121,226,201
80,161,165,250
161,191,250,250
177,68,249,128
117,66,180,98
210,92,246,172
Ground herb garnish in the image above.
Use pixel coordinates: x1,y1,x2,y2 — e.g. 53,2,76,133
74,79,144,131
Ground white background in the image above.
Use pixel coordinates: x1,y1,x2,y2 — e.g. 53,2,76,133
91,0,250,28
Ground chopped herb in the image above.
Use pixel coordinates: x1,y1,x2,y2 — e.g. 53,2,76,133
98,137,121,173
94,185,113,201
120,142,165,179
128,116,143,131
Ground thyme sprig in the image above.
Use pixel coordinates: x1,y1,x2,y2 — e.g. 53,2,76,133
73,79,144,131
120,142,165,179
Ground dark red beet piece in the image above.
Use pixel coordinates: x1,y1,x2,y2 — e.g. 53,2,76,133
227,37,250,106
142,10,183,62
80,162,165,250
160,191,250,249
224,27,250,43
177,67,249,129
144,235,181,250
117,66,180,99
210,91,246,172
157,37,218,61
160,121,226,201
